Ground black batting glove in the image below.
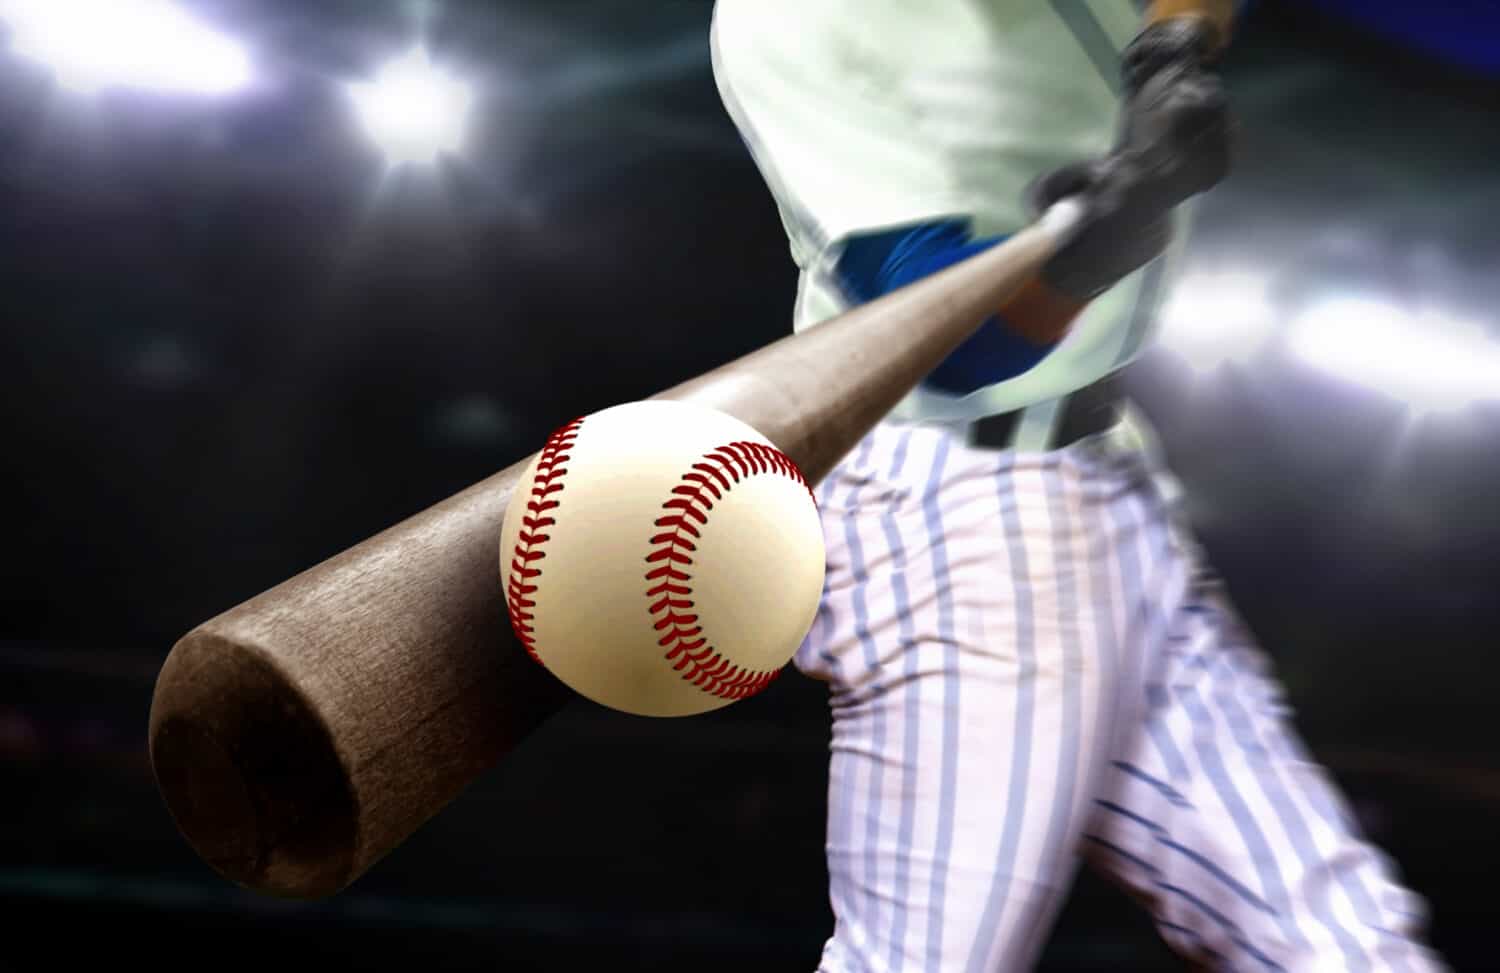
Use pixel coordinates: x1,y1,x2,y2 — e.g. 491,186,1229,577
1028,16,1235,302
1118,15,1234,203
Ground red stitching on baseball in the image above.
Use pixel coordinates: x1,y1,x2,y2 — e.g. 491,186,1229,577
646,440,816,701
506,416,584,667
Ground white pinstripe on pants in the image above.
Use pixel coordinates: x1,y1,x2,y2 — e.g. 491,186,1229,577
797,419,1445,972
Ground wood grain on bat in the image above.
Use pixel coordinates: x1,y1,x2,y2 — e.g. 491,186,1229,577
147,218,1062,898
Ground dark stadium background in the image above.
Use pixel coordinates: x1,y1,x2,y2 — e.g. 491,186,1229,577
2,1,1496,969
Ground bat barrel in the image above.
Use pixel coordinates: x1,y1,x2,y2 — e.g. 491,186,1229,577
150,629,359,895
147,219,1062,898
148,466,574,898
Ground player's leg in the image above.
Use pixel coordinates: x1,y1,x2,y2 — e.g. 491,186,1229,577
1082,473,1445,971
798,423,1145,973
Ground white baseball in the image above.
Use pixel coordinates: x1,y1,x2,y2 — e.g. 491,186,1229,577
499,399,826,717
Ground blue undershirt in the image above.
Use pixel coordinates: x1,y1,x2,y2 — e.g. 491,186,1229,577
834,219,1056,397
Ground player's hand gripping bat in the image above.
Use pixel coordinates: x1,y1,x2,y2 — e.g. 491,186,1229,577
147,206,1084,899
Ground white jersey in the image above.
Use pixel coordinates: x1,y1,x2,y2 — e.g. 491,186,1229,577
708,7,1447,969
710,0,1192,424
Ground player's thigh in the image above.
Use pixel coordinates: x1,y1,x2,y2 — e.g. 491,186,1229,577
806,432,1143,972
819,650,1093,973
1088,571,1443,972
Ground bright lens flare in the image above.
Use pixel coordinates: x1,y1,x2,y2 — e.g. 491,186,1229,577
347,48,474,164
0,0,252,94
1156,271,1277,372
1288,299,1500,411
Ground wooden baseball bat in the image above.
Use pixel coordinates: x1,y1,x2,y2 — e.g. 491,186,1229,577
147,205,1080,900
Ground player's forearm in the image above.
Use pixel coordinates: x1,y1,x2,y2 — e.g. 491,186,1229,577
995,277,1085,346
1022,0,1237,336
1145,0,1237,53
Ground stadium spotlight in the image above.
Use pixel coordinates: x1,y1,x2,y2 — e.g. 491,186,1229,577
1288,298,1500,411
347,47,474,164
0,0,252,95
1155,270,1278,372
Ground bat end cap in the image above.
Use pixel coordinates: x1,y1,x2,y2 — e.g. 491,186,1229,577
150,714,262,875
148,627,359,900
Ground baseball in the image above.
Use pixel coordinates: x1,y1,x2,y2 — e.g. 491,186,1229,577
499,399,825,717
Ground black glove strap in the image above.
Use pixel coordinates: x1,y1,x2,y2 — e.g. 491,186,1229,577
1121,16,1219,94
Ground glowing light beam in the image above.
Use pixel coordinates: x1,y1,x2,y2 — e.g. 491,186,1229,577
1288,298,1500,412
1155,271,1278,372
0,0,252,95
346,47,474,165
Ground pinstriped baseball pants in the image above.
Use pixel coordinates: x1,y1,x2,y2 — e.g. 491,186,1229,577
795,419,1444,973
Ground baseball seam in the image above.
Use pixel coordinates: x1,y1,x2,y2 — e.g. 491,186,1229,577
505,416,584,667
646,440,816,701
